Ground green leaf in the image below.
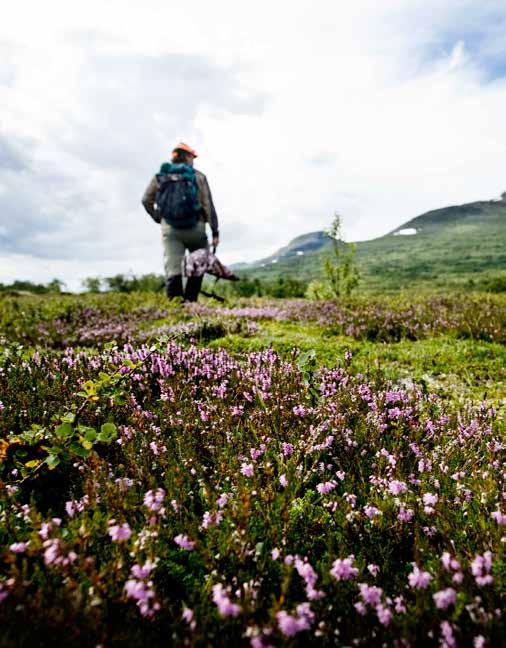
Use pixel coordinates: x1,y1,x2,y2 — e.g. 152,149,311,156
70,442,91,458
61,412,76,423
112,393,125,405
78,426,97,442
82,380,97,396
55,422,73,439
24,459,41,468
46,454,61,470
97,422,118,443
98,372,111,385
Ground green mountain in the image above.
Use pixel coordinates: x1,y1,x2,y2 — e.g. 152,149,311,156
242,195,506,292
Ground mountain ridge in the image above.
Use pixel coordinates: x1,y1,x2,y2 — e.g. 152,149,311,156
240,194,506,291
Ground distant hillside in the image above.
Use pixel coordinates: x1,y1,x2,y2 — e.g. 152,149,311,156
242,195,506,291
255,231,331,266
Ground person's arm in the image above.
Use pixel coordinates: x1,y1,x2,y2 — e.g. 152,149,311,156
142,176,161,223
201,175,220,247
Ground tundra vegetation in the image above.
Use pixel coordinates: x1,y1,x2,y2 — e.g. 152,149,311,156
0,291,504,646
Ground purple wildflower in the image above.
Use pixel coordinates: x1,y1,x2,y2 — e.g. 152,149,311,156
9,542,28,553
108,522,132,542
174,534,195,551
330,555,358,581
388,480,407,495
240,462,254,478
433,588,457,610
358,583,383,606
212,583,241,617
408,564,432,589
143,488,166,514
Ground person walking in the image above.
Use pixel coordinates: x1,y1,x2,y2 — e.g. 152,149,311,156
142,143,220,301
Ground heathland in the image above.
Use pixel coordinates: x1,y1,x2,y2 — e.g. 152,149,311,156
0,291,504,646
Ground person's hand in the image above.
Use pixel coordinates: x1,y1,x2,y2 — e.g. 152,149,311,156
212,235,220,249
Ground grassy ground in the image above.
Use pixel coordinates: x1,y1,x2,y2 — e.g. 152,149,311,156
208,321,506,404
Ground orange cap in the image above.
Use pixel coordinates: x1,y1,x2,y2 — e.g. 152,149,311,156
172,142,198,158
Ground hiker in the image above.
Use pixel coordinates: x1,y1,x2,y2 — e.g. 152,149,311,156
142,142,219,301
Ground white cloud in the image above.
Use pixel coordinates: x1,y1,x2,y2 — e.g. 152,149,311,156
1,0,506,285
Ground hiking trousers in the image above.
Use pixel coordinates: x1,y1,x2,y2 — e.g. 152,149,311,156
161,220,209,279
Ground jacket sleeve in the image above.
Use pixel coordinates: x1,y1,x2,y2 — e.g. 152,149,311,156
199,174,219,237
142,176,161,223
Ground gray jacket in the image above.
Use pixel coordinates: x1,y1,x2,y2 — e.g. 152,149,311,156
142,169,219,236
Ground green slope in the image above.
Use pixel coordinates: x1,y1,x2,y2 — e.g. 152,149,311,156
243,198,506,292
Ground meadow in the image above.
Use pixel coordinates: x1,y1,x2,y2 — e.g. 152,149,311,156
0,292,504,646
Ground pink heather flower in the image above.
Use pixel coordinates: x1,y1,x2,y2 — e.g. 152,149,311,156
388,480,407,495
433,587,457,610
473,636,486,648
279,474,288,488
284,554,294,565
174,534,195,551
125,578,155,602
367,564,380,577
317,481,337,495
0,582,8,603
276,603,314,637
364,505,381,519
423,492,439,507
131,561,156,579
408,564,432,589
440,621,456,648
491,510,506,525
250,636,273,648
398,508,414,522
108,523,132,542
43,539,61,565
471,551,493,586
276,611,307,637
358,583,383,606
452,572,464,584
271,548,280,560
282,442,294,456
212,583,241,617
182,607,194,624
9,542,28,553
354,601,367,615
394,595,406,614
143,488,165,513
476,575,494,586
39,522,52,540
240,462,254,478
201,511,223,530
330,555,359,581
294,557,324,600
441,552,460,572
124,578,160,617
376,603,392,626
217,492,232,508
65,501,77,517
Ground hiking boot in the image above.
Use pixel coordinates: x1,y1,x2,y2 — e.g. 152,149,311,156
166,274,183,299
184,276,203,302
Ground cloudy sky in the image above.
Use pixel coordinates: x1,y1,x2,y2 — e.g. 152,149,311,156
1,0,506,289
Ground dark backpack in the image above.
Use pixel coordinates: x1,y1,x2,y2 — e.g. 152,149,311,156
155,163,201,228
